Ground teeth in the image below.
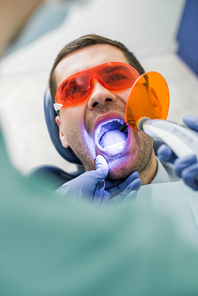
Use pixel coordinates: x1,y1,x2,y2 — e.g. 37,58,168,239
100,129,127,148
95,118,128,150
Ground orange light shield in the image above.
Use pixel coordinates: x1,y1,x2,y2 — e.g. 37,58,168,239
125,71,170,131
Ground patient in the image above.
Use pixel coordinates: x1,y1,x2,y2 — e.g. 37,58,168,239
49,34,180,203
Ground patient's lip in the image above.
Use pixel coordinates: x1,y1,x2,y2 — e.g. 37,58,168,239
94,112,124,133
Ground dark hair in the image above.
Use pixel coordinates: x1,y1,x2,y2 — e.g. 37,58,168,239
49,34,145,103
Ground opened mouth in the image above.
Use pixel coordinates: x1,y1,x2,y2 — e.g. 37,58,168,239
94,118,128,153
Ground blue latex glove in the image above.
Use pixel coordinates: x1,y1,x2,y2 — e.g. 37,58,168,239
157,144,177,164
56,155,142,207
174,155,198,191
183,115,198,131
157,115,198,191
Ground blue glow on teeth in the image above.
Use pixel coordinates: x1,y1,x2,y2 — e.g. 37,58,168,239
100,129,126,147
95,119,128,151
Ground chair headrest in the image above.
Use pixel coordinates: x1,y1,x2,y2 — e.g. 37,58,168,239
44,86,82,165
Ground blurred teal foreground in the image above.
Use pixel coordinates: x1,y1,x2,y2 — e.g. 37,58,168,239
1,126,198,295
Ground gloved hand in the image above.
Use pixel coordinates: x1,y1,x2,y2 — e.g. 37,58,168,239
157,144,177,164
55,155,142,207
174,155,198,191
157,115,198,191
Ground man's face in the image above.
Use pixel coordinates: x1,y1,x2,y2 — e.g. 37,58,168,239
54,44,154,179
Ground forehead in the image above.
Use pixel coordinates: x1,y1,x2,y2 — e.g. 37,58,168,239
54,44,129,86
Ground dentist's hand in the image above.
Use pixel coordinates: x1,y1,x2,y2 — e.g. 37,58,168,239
55,155,142,207
157,115,198,191
157,144,177,164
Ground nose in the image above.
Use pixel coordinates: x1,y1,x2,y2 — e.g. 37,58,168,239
87,78,117,110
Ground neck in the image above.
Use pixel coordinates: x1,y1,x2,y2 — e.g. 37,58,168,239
139,150,158,185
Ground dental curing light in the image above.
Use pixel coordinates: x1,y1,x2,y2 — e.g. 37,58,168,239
138,117,198,159
120,70,198,159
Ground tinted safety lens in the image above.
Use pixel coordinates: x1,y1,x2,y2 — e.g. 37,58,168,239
54,62,140,111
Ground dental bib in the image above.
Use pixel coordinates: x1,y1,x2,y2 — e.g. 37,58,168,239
136,181,198,247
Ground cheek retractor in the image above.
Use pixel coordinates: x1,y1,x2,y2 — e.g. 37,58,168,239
95,119,129,156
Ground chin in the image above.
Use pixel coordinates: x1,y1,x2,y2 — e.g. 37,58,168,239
106,155,134,180
107,168,132,180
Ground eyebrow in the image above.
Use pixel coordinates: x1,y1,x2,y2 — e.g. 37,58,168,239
99,65,129,74
100,65,127,74
59,64,128,89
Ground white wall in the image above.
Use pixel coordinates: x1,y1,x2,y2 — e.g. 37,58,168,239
65,0,186,55
0,0,185,77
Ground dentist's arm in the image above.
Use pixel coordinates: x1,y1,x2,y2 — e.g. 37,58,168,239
157,115,198,191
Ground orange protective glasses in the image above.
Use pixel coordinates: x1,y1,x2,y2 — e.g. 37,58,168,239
54,62,140,111
124,71,170,131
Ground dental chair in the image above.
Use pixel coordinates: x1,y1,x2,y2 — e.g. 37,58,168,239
26,86,164,190
26,87,85,189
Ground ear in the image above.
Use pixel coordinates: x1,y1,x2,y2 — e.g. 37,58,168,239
55,116,69,148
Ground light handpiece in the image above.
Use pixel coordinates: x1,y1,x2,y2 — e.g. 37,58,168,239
138,117,198,159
